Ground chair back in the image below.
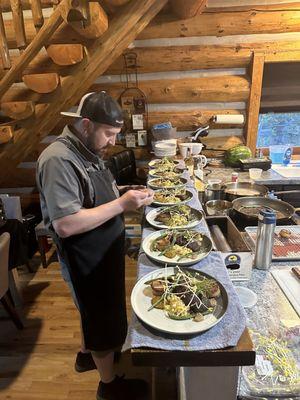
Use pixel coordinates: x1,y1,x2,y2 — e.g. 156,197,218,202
0,196,22,221
0,232,10,299
110,149,137,185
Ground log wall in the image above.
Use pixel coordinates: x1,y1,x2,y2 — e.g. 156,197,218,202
1,0,300,189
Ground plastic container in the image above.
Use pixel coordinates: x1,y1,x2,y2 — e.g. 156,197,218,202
249,168,262,180
269,145,289,164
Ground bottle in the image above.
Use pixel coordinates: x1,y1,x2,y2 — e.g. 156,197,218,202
194,160,205,192
184,147,194,177
254,208,276,270
283,146,292,166
231,172,239,183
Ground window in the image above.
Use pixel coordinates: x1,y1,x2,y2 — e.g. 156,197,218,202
257,112,300,148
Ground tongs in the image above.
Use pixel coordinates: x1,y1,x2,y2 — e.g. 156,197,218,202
190,125,209,142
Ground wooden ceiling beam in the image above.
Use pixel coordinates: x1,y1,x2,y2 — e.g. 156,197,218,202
46,44,84,65
0,0,168,181
0,126,14,144
170,0,207,19
22,72,60,93
30,0,44,29
0,101,35,119
1,0,58,12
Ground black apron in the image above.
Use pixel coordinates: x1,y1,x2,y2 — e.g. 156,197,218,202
55,137,127,351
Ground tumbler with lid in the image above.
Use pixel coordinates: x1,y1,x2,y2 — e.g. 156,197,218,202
253,208,276,270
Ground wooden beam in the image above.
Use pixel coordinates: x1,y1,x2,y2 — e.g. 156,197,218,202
149,109,245,130
0,2,64,98
22,72,60,93
265,49,300,63
1,0,58,12
9,0,27,50
0,126,14,144
1,101,35,119
67,2,108,39
246,53,265,154
30,0,44,29
0,10,11,69
46,44,84,65
170,0,207,19
0,0,168,180
137,9,300,40
60,0,90,22
93,75,250,103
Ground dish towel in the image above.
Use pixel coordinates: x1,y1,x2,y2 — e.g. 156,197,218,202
123,250,247,351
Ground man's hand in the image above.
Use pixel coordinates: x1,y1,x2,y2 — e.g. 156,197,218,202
119,189,154,212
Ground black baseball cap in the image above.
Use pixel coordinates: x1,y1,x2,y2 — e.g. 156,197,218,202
61,91,124,128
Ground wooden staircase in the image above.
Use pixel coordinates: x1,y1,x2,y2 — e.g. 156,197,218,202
0,0,170,188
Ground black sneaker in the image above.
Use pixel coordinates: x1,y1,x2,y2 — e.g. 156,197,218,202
75,352,97,373
97,374,148,400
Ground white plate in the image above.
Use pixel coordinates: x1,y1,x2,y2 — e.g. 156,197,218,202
148,159,179,169
152,189,193,206
131,267,228,335
146,206,203,230
148,177,187,190
148,168,183,179
142,229,212,266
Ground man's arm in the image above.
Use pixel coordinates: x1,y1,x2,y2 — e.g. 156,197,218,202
53,189,153,238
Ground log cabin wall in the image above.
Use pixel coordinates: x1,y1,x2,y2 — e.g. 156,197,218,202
1,0,300,194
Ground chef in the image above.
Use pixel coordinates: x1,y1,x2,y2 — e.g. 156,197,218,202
36,91,153,400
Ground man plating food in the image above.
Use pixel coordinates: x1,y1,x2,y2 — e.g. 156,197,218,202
36,92,153,400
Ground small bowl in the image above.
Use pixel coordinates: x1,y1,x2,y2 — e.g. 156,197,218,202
249,168,263,180
205,200,232,216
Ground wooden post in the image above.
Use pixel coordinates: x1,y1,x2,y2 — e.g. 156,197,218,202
0,9,11,69
30,0,44,29
246,52,265,154
9,0,27,51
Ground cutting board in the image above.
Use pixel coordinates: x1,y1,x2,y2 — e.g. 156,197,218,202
271,268,300,317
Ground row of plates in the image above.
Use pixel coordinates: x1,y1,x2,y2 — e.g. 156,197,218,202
130,158,228,335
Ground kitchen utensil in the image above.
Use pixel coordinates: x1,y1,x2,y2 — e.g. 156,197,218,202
231,197,297,223
224,182,268,201
269,145,289,164
205,183,225,202
190,143,204,155
210,224,232,252
249,168,263,180
131,266,228,335
253,208,276,270
205,200,232,216
179,143,190,158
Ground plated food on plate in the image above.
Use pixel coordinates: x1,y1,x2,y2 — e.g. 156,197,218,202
153,188,193,206
146,205,202,229
148,177,187,190
148,168,183,179
146,267,221,322
131,266,228,334
143,229,212,265
148,157,179,170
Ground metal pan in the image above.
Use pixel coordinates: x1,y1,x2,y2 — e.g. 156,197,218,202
231,197,296,223
224,182,268,202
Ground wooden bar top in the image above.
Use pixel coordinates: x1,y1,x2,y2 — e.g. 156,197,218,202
131,328,254,367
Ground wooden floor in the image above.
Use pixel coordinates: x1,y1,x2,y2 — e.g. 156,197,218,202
0,246,177,400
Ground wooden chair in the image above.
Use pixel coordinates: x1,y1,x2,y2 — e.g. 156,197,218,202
0,233,24,329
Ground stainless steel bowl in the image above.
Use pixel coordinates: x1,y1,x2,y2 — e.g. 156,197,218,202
206,200,232,216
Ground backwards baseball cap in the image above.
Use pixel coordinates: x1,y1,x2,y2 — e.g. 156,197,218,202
61,91,124,128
